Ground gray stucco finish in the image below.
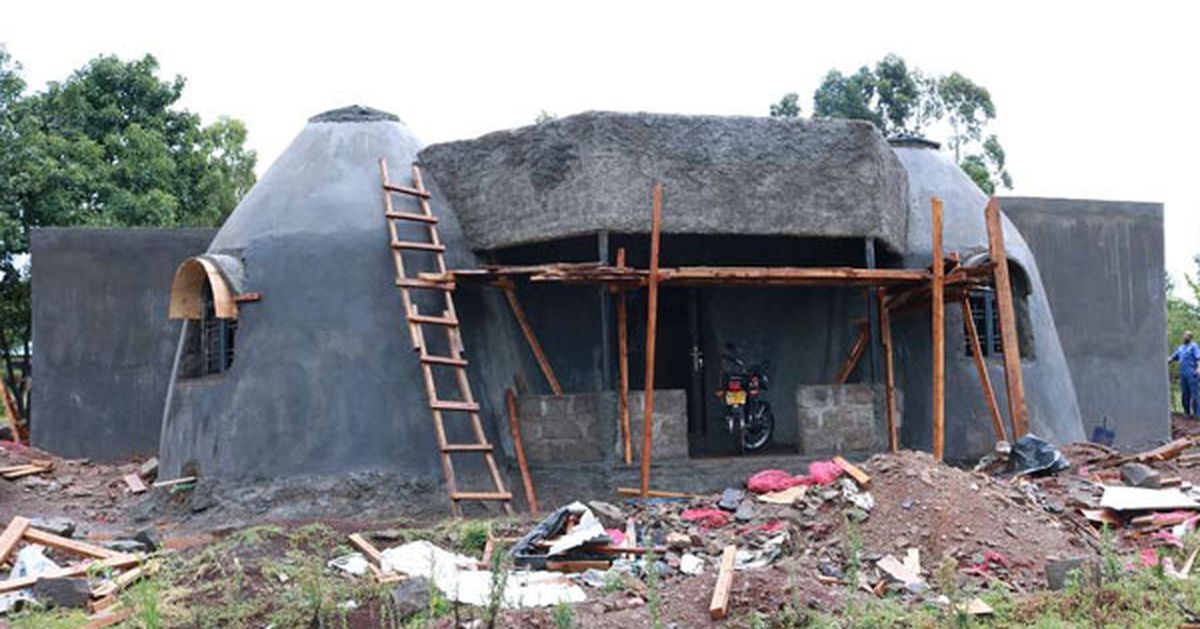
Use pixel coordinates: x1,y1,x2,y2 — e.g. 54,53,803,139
418,112,911,252
159,113,530,484
891,145,1085,458
1002,197,1169,450
31,228,216,461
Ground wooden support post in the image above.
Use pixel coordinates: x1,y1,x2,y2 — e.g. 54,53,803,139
505,388,539,514
835,323,870,384
640,183,663,498
961,296,1008,443
709,545,737,620
500,281,563,396
985,198,1029,438
616,248,632,465
878,288,899,452
0,381,25,444
931,196,945,461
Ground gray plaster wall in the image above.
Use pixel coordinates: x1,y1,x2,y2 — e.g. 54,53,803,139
1001,197,1169,450
31,227,216,461
419,112,910,252
891,142,1086,459
159,108,532,490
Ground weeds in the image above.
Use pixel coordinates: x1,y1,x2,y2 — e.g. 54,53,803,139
457,520,490,554
601,569,626,593
644,549,662,629
482,541,510,628
551,601,575,629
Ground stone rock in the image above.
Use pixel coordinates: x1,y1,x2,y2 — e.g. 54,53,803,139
1045,558,1098,591
30,517,76,539
31,577,90,609
588,500,624,529
104,540,147,554
1120,462,1161,489
679,553,704,576
734,500,757,522
718,488,744,511
390,577,431,620
665,532,691,550
134,528,161,552
138,457,159,480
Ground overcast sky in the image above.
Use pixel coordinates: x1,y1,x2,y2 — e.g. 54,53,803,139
4,1,1197,291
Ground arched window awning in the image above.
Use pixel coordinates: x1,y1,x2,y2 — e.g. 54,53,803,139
169,257,238,320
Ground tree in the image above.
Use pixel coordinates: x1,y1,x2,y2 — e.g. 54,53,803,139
0,52,256,426
1167,263,1200,412
804,54,1012,194
768,92,801,118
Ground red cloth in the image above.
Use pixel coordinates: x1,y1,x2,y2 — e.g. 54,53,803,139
606,528,625,546
681,508,730,528
747,461,843,493
747,469,807,493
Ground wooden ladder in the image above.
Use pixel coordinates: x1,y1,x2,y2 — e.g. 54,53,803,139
378,159,513,517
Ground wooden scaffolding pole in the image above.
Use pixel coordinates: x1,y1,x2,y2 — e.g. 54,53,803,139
985,198,1029,438
835,323,870,384
505,389,539,514
931,196,946,461
615,248,632,465
640,184,663,498
878,288,899,452
961,296,1009,443
500,280,564,396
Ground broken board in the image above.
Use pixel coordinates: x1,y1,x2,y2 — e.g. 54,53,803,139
1099,486,1200,511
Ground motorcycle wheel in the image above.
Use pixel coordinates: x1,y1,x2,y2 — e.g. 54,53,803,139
742,402,774,452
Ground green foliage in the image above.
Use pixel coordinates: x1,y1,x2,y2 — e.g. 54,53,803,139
456,520,490,554
807,53,1011,195
601,569,626,593
0,51,256,422
551,601,575,629
483,542,510,629
643,549,662,629
769,92,801,118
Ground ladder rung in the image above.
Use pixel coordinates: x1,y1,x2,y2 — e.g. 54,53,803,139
396,278,454,291
452,491,513,502
431,400,481,413
386,211,438,224
391,240,446,253
442,443,494,453
383,182,431,199
408,314,459,327
420,355,469,367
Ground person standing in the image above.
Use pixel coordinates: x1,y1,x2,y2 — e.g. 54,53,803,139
1170,331,1200,418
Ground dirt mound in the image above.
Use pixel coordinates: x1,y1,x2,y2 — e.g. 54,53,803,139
832,450,1096,591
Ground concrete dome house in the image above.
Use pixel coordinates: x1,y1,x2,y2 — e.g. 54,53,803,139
153,108,1093,510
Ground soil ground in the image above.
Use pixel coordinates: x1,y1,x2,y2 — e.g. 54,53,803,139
4,421,1200,627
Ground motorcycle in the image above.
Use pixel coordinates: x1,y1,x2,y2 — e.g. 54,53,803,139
717,345,774,453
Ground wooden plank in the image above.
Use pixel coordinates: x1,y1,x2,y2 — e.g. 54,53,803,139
962,296,1009,443
0,516,30,566
834,324,870,384
878,289,899,452
931,196,946,461
0,380,24,444
232,292,262,303
616,248,632,466
0,554,140,594
985,198,1028,437
500,281,563,396
641,183,664,498
152,476,197,488
616,487,704,499
348,533,384,567
505,389,539,514
123,473,148,494
2,465,49,480
833,456,871,488
709,545,737,620
546,560,612,572
80,607,133,629
91,561,158,599
24,527,119,559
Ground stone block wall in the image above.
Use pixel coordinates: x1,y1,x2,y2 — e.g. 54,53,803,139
514,389,689,465
797,384,899,457
515,394,605,464
615,390,689,463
